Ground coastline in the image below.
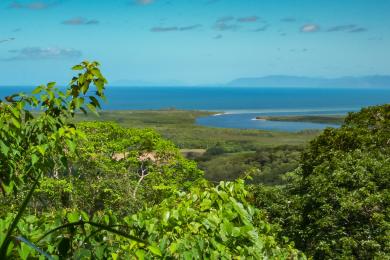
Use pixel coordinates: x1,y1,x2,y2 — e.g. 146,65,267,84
253,115,345,125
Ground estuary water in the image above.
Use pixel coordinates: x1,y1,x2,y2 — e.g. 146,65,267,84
1,86,389,132
196,112,342,132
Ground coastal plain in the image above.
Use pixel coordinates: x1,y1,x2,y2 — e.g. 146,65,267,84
75,110,344,183
75,110,325,150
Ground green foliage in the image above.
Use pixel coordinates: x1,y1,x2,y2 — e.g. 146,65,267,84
295,151,389,259
1,181,305,259
56,121,203,215
0,210,148,259
204,142,227,156
198,145,302,185
125,179,304,259
252,105,390,259
0,61,112,258
0,61,107,196
75,110,317,185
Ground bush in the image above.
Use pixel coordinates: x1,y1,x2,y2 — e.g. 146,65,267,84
252,105,390,259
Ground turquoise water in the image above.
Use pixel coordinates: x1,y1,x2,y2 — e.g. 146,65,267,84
1,86,389,131
196,113,342,132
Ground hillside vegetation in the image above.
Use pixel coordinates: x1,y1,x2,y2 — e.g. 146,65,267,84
75,110,319,185
0,62,388,259
252,104,390,259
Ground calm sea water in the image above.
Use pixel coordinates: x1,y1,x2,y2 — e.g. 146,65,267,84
1,86,389,131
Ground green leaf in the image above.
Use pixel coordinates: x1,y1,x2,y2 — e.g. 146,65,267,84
79,107,87,115
1,181,14,194
162,211,170,223
47,82,56,89
37,145,46,156
95,80,105,93
11,118,21,129
147,245,162,256
0,140,10,156
86,103,99,116
80,211,89,222
18,242,32,260
67,212,80,223
31,154,39,165
135,249,145,260
89,96,101,109
104,215,110,225
169,242,179,254
75,248,91,258
72,65,84,71
94,246,105,259
91,68,102,78
66,140,76,153
32,86,43,95
111,253,119,260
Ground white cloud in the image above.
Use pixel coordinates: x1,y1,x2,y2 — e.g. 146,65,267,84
3,47,82,61
300,24,320,33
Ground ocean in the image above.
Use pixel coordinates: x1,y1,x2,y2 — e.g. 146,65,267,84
1,86,389,131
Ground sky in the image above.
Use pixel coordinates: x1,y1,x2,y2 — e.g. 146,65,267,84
0,0,389,86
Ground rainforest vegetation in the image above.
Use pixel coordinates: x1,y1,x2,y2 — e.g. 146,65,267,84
75,110,318,185
0,62,389,259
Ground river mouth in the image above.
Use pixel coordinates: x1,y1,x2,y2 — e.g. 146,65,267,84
196,111,344,132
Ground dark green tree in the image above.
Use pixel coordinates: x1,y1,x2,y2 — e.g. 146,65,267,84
253,105,390,259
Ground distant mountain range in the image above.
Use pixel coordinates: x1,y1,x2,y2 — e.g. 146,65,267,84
109,75,390,88
226,75,390,88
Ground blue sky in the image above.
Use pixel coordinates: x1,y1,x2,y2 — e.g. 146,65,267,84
0,0,389,85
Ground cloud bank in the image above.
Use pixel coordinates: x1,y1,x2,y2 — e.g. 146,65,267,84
9,1,57,10
327,24,367,33
3,47,82,61
150,24,202,32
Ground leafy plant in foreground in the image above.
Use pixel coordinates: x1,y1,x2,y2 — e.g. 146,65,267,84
1,180,305,259
124,179,305,259
0,61,149,258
